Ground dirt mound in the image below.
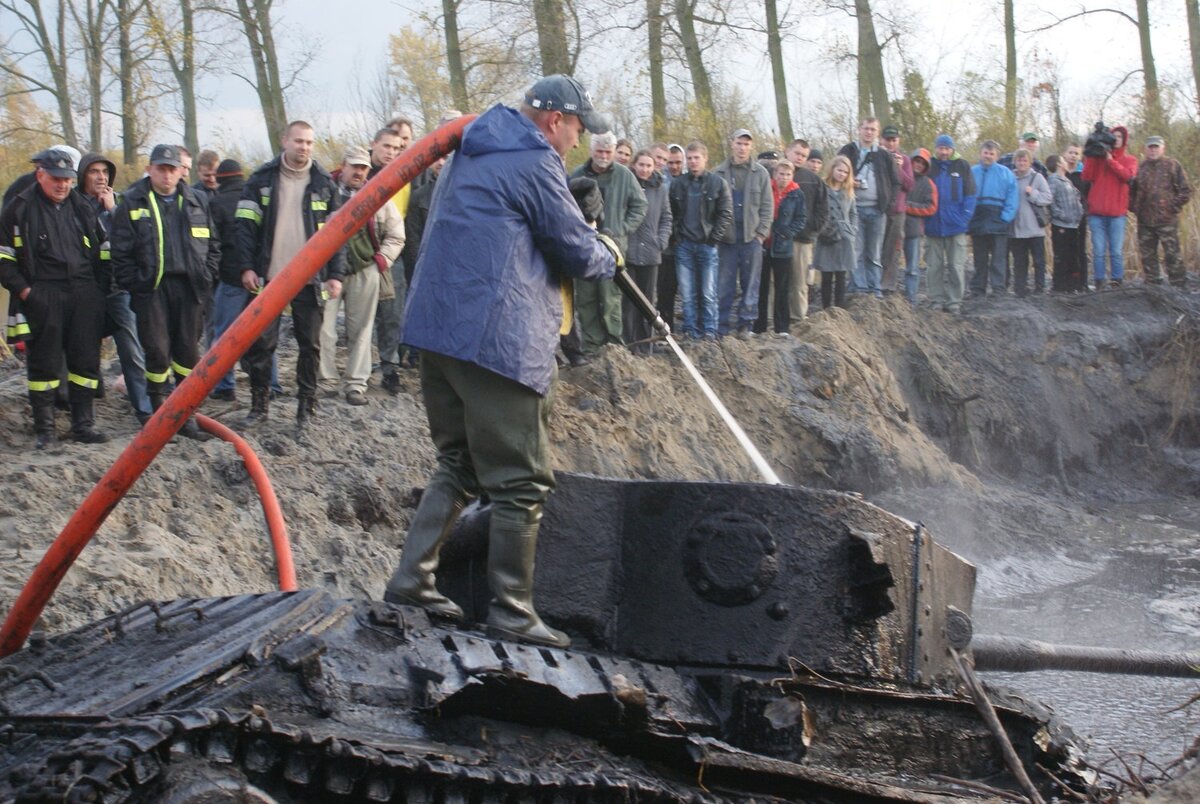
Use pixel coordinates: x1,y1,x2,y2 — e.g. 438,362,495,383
0,285,1197,634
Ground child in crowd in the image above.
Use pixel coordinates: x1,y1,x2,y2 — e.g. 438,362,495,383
813,155,858,309
903,149,938,304
1045,154,1086,292
755,160,807,334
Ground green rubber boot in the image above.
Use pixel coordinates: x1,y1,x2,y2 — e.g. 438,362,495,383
384,481,468,618
485,510,570,648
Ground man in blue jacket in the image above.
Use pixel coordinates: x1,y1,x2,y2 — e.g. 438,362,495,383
968,140,1018,297
923,135,977,314
385,75,618,649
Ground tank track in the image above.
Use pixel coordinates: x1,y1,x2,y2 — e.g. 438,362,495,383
6,708,767,803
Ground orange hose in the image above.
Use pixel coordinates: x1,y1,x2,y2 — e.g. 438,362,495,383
195,413,296,592
0,116,475,658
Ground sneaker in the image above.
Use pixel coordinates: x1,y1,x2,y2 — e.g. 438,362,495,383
735,329,751,340
209,388,237,402
345,389,368,406
381,371,401,395
1109,279,1122,288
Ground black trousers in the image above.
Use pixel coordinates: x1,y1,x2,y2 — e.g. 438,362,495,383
23,280,104,394
820,271,847,309
1009,237,1046,296
244,284,322,398
621,263,659,351
1050,226,1085,291
755,255,792,333
130,275,203,392
656,251,677,332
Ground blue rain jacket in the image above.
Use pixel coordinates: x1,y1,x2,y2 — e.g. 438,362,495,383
402,104,616,395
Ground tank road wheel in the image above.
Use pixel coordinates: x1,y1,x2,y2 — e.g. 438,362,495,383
154,761,281,804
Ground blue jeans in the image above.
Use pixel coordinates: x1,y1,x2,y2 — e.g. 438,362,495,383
675,239,718,337
853,205,886,295
376,257,407,371
717,240,764,335
211,281,281,393
1088,214,1126,282
903,236,922,304
105,290,152,416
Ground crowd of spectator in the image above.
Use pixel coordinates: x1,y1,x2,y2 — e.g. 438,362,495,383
0,107,1193,450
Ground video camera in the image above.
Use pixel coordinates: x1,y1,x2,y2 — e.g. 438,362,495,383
1084,122,1117,158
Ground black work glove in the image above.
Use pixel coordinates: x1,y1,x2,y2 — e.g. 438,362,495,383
569,176,604,225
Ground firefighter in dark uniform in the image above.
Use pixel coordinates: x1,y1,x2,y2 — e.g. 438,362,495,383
0,147,110,449
109,144,220,440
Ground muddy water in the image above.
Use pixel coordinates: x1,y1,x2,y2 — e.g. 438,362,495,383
876,490,1200,770
976,499,1200,770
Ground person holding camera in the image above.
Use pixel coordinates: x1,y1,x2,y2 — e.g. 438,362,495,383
1081,124,1137,288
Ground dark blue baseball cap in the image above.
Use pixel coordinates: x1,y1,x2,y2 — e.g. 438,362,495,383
32,147,77,178
524,74,610,135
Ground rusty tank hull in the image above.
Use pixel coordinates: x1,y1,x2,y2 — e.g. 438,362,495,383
0,474,1094,802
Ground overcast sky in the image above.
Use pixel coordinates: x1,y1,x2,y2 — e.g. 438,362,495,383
6,0,1195,157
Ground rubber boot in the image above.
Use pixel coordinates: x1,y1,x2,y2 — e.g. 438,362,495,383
30,390,57,450
244,387,269,426
383,481,468,618
178,416,212,441
295,395,316,436
485,510,570,647
67,385,109,444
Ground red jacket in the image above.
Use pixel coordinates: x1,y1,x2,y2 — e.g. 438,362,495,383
1081,126,1137,217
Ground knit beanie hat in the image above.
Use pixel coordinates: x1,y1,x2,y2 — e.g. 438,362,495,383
934,134,954,149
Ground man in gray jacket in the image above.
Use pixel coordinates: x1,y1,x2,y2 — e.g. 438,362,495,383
571,131,646,353
713,129,773,338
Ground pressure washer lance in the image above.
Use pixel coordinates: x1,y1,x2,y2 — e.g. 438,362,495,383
611,263,783,486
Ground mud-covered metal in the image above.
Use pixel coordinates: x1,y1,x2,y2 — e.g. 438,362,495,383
440,473,975,686
0,475,1096,802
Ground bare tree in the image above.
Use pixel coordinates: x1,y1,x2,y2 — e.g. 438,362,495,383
854,0,890,124
1189,0,1200,118
443,0,469,110
146,0,228,171
69,0,115,151
0,0,79,146
764,0,792,141
672,0,717,129
1029,4,1164,131
1004,0,1016,136
647,0,667,138
532,0,575,74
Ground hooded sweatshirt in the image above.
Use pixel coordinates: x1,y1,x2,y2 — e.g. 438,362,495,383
1081,125,1137,217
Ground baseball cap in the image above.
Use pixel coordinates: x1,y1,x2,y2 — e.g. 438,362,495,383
32,147,77,178
668,143,684,153
730,128,753,140
881,126,900,139
343,146,371,167
1146,135,1165,147
524,74,610,134
1020,131,1039,142
149,144,182,167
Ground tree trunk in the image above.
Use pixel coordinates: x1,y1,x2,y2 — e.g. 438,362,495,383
1188,0,1200,119
532,0,571,75
147,0,198,169
674,0,717,129
646,0,667,139
1004,0,1017,137
235,0,287,147
764,0,792,142
0,0,80,146
1135,0,1164,132
70,0,110,152
854,0,890,124
117,0,138,169
442,0,468,110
